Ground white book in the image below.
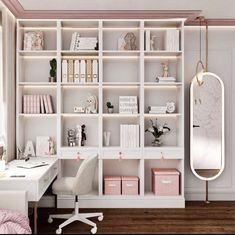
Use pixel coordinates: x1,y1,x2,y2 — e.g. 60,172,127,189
23,95,27,114
136,125,139,148
74,60,80,83
80,60,86,83
40,95,45,114
36,95,40,114
46,95,53,114
43,95,49,114
70,32,77,51
145,30,151,51
92,60,98,83
26,95,30,114
62,60,68,83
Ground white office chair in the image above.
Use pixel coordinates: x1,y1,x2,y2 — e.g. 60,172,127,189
48,155,103,234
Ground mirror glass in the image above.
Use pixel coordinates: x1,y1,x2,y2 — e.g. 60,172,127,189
190,72,224,181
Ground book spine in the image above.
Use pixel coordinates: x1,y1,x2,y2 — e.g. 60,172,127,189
62,60,68,83
68,59,74,83
70,32,77,51
74,60,80,83
40,95,45,114
43,95,49,114
36,95,40,114
23,95,27,113
30,95,33,114
145,30,150,51
80,60,86,83
86,59,92,82
92,60,98,83
47,95,53,114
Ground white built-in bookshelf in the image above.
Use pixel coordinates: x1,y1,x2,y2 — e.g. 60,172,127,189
16,19,185,208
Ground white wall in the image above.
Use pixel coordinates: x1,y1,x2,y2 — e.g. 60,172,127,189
184,26,235,200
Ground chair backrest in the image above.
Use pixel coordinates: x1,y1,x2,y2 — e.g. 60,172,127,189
72,154,98,195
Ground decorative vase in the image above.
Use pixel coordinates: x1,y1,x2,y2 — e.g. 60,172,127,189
103,131,111,146
107,108,114,114
152,138,162,147
49,77,56,83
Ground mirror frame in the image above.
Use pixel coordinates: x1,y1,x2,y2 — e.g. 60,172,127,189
190,72,225,181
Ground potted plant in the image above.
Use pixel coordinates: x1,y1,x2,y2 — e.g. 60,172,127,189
145,119,170,146
106,101,114,113
49,58,57,83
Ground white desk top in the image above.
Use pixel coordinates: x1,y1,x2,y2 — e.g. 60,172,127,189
0,157,58,181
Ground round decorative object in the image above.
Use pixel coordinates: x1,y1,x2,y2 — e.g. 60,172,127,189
91,227,97,234
56,228,62,234
48,217,53,224
98,215,104,221
166,102,175,113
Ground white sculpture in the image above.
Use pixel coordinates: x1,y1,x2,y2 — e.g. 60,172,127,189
76,125,82,147
86,94,98,114
24,140,36,157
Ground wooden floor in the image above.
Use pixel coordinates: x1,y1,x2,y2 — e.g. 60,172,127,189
33,202,235,234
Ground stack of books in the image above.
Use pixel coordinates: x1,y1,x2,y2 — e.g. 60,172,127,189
23,95,54,114
119,96,138,114
164,29,180,51
120,125,139,148
156,77,176,83
148,106,167,114
62,59,98,83
70,32,98,50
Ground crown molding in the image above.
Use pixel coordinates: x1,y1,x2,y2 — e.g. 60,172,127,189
186,19,235,26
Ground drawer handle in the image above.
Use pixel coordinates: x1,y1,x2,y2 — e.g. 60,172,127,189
118,152,123,161
126,184,133,187
108,184,117,187
161,180,172,184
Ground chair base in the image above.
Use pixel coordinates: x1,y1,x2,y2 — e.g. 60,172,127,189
48,202,103,234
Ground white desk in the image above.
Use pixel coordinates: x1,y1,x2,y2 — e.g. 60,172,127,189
0,157,58,234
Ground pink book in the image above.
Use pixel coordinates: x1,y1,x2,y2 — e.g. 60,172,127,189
43,95,49,114
40,95,45,114
23,95,27,113
36,95,40,114
29,95,33,114
33,95,37,114
46,95,53,114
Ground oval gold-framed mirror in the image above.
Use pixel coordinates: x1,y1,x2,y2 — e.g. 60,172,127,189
190,72,225,181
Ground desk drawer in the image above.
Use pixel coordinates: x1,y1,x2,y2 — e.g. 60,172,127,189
102,149,141,159
144,149,183,160
60,148,98,159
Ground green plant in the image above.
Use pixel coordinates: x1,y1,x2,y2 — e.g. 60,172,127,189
49,58,57,78
106,102,114,109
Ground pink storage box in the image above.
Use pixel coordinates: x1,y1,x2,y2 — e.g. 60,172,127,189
121,176,139,195
104,176,121,195
152,168,180,196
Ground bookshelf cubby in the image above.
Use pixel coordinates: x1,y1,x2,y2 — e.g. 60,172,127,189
17,19,185,208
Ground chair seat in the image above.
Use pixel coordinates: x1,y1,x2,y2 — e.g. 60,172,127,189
52,177,75,195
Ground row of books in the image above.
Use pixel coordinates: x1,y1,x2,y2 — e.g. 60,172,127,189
145,29,180,51
62,59,98,83
148,106,167,114
70,32,98,50
120,125,140,148
23,95,54,114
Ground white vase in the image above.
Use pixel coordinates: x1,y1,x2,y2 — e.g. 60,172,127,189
103,131,111,146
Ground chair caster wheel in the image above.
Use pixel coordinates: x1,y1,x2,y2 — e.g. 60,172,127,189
48,217,53,223
91,227,97,234
98,215,104,221
56,228,62,234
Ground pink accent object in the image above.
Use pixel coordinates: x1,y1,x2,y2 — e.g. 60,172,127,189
122,176,139,195
104,176,121,195
152,168,180,196
0,210,32,234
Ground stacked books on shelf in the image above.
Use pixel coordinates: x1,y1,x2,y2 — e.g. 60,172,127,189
148,106,167,114
23,95,54,114
119,96,138,114
164,29,180,51
70,32,98,50
120,125,140,148
23,31,44,51
62,59,98,83
156,77,176,83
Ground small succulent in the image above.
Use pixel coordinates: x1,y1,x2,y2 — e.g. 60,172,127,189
49,58,57,78
106,102,114,109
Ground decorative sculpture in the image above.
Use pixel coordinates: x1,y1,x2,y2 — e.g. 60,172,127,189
67,129,76,147
81,125,86,146
86,94,98,114
124,32,137,50
76,125,82,147
162,61,170,77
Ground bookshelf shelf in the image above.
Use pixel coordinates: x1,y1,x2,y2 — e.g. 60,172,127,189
17,19,185,209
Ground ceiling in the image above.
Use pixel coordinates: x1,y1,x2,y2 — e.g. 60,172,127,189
1,0,235,24
16,0,235,19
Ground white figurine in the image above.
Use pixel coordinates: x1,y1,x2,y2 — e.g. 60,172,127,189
162,61,170,78
86,94,98,114
76,125,82,147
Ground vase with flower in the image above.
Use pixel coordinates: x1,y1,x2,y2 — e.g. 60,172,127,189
145,119,171,146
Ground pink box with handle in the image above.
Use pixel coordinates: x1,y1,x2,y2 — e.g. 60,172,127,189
104,176,121,195
121,176,139,195
152,168,180,196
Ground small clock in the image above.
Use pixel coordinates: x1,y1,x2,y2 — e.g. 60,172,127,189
166,102,175,113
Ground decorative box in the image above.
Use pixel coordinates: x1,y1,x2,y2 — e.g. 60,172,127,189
152,168,180,196
122,176,139,195
104,176,121,195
